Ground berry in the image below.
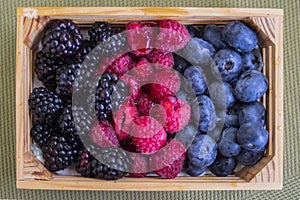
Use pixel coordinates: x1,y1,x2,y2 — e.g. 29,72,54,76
149,140,186,179
88,21,112,44
149,69,181,100
42,135,79,172
28,87,63,122
183,159,206,176
193,38,216,57
209,82,235,109
136,93,155,116
129,153,149,177
203,24,228,50
186,25,203,38
218,128,242,157
237,123,269,151
173,54,190,74
208,153,237,177
126,21,157,56
237,148,265,166
238,101,265,125
187,134,217,168
76,39,94,62
213,49,242,82
35,51,63,89
89,120,120,148
234,70,268,102
101,33,127,57
222,21,258,53
105,53,133,77
224,103,240,128
42,20,83,59
156,20,190,52
30,120,55,148
146,49,174,69
242,49,264,72
131,116,167,154
183,66,207,96
113,99,139,140
130,58,155,85
120,73,142,100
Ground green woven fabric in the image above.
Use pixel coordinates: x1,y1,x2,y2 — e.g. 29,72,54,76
1,0,299,199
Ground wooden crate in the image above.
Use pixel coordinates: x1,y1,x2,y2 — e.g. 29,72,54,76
16,7,284,191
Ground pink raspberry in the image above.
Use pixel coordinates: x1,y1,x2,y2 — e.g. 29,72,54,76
121,73,142,100
146,49,174,69
127,58,155,87
149,69,181,100
129,153,149,178
136,93,155,116
105,53,133,77
113,99,139,140
149,139,186,179
151,96,191,133
89,120,120,148
156,19,190,52
126,21,157,56
131,116,167,154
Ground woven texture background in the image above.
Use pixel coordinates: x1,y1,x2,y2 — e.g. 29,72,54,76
0,0,299,199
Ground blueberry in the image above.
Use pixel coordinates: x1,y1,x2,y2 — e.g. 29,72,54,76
237,148,265,166
209,82,236,109
219,128,242,157
237,123,269,151
184,66,207,96
193,37,216,57
208,153,237,177
239,101,265,125
213,49,242,82
224,103,240,128
187,134,217,168
222,21,258,53
186,25,203,38
173,53,191,74
193,95,216,132
234,70,268,102
242,49,264,72
184,161,206,176
203,24,228,50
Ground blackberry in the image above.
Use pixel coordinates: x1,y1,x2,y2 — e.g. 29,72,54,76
75,146,131,180
35,51,64,89
88,22,112,44
30,120,56,148
56,62,82,100
42,135,79,172
28,87,63,122
42,20,83,59
76,39,95,62
101,33,127,57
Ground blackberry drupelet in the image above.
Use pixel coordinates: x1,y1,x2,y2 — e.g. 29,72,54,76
42,19,83,59
30,120,56,148
35,51,64,89
88,22,112,44
75,146,130,180
28,87,63,122
42,135,79,172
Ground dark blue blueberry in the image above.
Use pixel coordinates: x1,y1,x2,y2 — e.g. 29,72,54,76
209,82,236,109
208,153,237,177
186,25,203,38
184,66,207,96
219,128,242,157
213,49,242,82
187,134,217,168
234,70,268,102
222,21,258,53
237,123,269,151
203,24,228,50
237,148,265,166
193,38,216,57
242,49,264,72
184,161,206,176
192,95,216,132
239,101,265,125
224,103,240,128
173,53,191,74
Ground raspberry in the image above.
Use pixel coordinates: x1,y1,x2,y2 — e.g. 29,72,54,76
156,20,190,52
151,96,191,133
149,139,186,179
121,73,142,100
129,153,149,178
149,69,181,100
146,49,174,69
126,22,157,56
89,120,120,148
136,93,155,116
131,116,167,154
132,58,155,85
105,53,133,77
113,99,139,140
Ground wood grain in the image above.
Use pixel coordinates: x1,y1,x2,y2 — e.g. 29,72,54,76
16,7,284,190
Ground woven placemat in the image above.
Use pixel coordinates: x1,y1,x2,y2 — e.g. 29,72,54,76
1,0,299,199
